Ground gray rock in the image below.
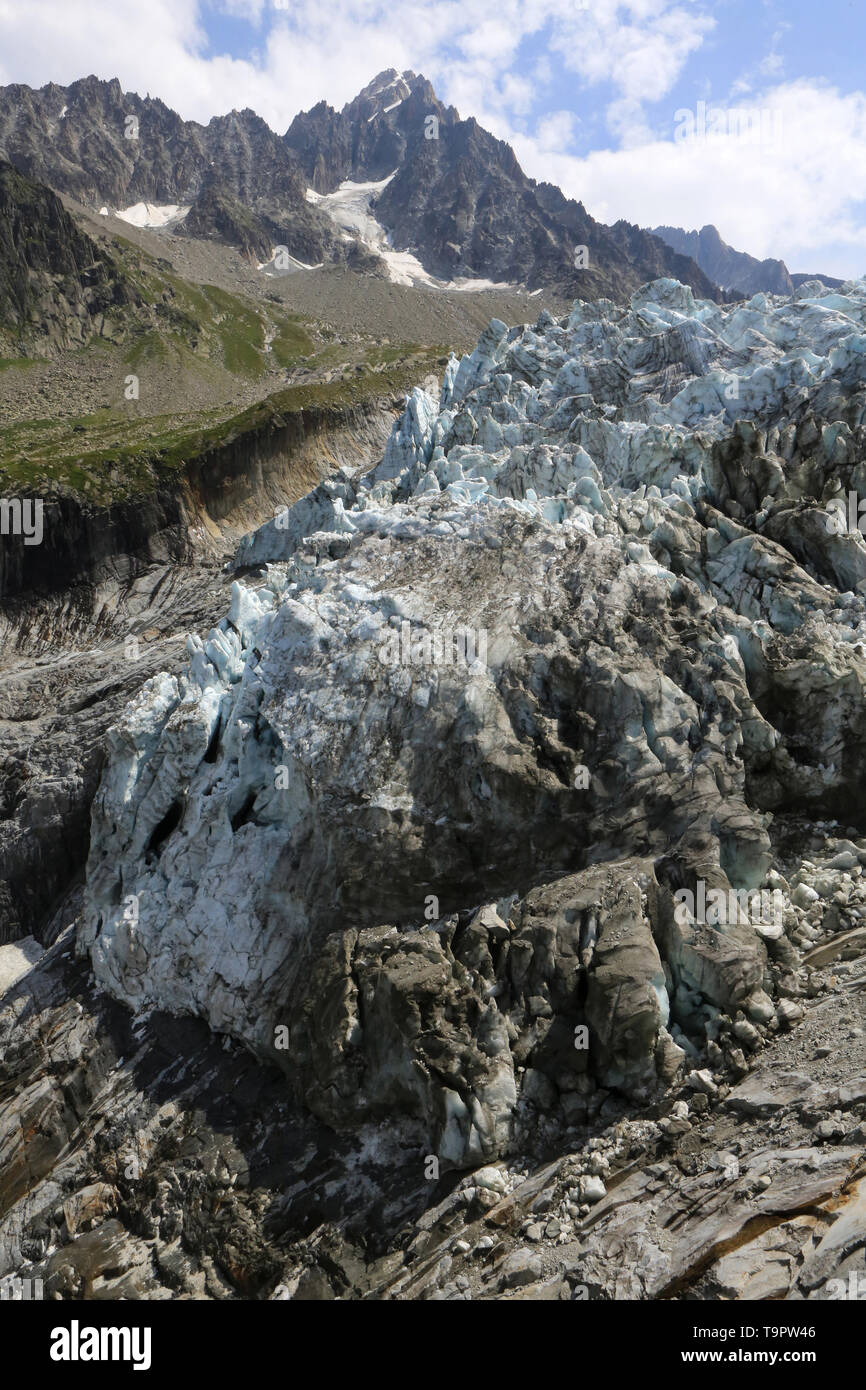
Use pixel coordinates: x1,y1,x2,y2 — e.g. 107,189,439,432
726,1071,818,1117
497,1249,544,1290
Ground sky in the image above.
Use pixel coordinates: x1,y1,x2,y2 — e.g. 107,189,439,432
0,0,863,277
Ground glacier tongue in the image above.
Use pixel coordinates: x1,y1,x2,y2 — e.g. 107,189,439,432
80,276,866,1167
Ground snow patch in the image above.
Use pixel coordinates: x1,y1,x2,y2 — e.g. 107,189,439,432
0,936,42,999
449,277,518,293
258,248,323,275
113,202,190,229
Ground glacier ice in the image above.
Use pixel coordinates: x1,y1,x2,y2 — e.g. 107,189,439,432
78,276,866,1165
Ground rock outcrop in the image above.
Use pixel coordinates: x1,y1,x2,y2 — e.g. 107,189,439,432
0,159,137,355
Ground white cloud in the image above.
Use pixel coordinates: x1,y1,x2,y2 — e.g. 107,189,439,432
759,52,784,78
213,0,266,20
512,81,866,277
0,0,710,129
546,0,715,104
535,109,576,152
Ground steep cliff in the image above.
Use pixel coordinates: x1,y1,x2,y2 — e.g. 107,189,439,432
0,159,137,355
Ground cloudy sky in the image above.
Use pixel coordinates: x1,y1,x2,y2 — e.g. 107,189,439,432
0,0,863,277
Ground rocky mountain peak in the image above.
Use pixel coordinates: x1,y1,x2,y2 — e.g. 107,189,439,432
652,222,795,296
285,70,720,299
346,67,414,113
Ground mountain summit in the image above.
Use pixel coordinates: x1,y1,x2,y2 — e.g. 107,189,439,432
286,68,721,300
651,223,794,296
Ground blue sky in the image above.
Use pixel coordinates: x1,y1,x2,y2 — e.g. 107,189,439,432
0,0,863,276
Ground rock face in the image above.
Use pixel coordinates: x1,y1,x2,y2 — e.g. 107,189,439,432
178,178,277,265
3,852,865,1302
0,930,439,1301
0,160,137,354
79,275,866,1179
284,863,686,1168
651,223,794,297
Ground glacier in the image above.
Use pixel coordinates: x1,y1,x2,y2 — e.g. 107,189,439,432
79,276,866,1168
